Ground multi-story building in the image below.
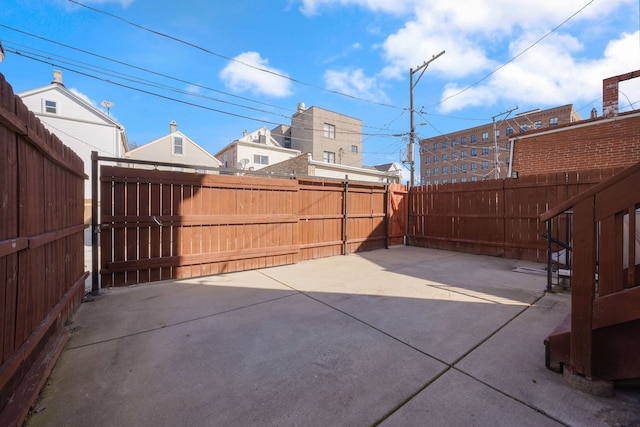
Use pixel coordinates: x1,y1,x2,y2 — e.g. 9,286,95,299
419,105,581,184
272,103,363,168
214,126,300,171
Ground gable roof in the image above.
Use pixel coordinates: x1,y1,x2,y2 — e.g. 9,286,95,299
127,130,222,165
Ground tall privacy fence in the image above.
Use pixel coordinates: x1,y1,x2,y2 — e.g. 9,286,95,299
409,168,624,262
0,74,87,425
98,163,407,287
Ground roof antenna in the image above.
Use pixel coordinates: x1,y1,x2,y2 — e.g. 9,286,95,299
101,100,114,116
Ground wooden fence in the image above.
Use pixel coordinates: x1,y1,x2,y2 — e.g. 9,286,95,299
409,169,623,262
0,74,87,425
99,166,407,286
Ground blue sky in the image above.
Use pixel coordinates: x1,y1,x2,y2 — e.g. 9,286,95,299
1,0,639,181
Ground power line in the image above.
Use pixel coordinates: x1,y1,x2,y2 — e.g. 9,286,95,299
427,0,596,110
67,0,402,110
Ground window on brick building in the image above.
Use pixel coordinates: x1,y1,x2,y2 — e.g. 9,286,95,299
442,166,448,174
461,137,467,145
471,163,477,171
471,134,477,143
550,117,559,125
323,123,335,139
461,150,467,159
534,121,542,129
506,127,514,135
442,140,448,149
461,163,467,172
442,153,448,161
471,148,477,157
482,147,489,156
482,132,489,141
323,151,335,163
482,161,489,170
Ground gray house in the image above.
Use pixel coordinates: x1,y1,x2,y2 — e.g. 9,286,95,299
125,121,222,171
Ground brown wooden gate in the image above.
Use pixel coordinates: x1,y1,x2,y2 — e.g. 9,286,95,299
99,165,407,286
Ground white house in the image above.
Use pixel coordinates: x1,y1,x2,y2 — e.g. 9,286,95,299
214,127,301,171
125,120,222,171
18,70,129,202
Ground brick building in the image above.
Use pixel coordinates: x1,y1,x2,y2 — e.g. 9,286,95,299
510,70,640,177
419,105,581,184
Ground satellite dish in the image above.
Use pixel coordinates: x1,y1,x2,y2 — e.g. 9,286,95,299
101,100,114,116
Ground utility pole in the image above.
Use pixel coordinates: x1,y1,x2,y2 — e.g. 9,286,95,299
492,106,518,179
409,50,445,187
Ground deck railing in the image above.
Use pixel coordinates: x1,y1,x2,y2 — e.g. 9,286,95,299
541,160,640,387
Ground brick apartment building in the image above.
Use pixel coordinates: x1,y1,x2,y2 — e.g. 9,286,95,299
510,70,640,177
419,105,581,184
272,103,363,168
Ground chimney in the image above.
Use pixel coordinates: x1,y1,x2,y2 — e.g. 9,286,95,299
52,70,64,86
590,108,598,119
297,102,306,113
602,70,640,118
169,120,177,133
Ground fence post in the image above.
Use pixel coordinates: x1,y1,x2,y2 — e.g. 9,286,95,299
385,184,390,249
91,151,99,295
343,175,349,255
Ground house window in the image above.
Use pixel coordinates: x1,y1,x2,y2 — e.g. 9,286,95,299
434,142,439,150
460,137,467,145
254,154,269,165
495,130,500,138
451,152,457,161
442,153,448,161
173,136,183,155
471,148,477,157
425,169,431,176
471,163,477,171
442,166,448,175
519,124,528,132
550,117,559,126
442,140,448,149
351,145,358,153
534,120,542,129
451,138,457,146
323,151,336,164
323,123,335,139
433,155,438,163
442,179,448,184
284,137,292,149
461,150,467,159
482,147,489,156
44,100,57,114
452,165,457,173
452,178,457,183
506,142,511,150
461,177,467,183
482,161,489,170
425,180,431,185
471,176,478,182
506,127,514,135
433,167,439,176
425,156,431,164
425,144,431,152
482,132,489,141
471,134,477,143
461,163,467,172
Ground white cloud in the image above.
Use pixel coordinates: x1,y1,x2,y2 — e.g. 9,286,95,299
438,30,640,113
303,0,637,114
324,68,390,103
299,0,414,16
220,52,293,98
70,88,98,107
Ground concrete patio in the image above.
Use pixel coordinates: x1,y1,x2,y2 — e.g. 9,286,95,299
26,246,640,426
